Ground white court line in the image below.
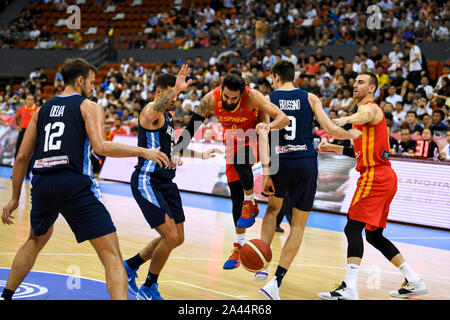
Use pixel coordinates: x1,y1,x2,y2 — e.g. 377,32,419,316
136,280,248,300
1,253,450,282
0,266,247,300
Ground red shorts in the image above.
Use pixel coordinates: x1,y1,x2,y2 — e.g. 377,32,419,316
348,165,397,231
225,142,258,183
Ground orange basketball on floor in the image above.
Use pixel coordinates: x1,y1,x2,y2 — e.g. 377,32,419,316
239,239,272,272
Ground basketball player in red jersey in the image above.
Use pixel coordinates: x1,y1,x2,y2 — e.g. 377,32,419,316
317,72,428,300
173,69,289,270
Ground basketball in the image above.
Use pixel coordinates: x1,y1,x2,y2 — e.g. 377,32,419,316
239,239,272,272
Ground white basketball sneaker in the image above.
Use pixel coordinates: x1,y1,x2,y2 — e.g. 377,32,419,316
259,277,281,300
318,281,359,300
252,269,269,282
390,279,428,298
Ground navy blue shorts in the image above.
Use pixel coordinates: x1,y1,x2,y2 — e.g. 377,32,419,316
130,170,185,229
271,157,318,212
30,171,116,243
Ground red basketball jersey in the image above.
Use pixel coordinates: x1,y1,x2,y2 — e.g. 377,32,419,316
353,101,391,173
213,86,259,150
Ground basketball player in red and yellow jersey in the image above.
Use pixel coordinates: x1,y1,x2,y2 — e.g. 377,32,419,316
14,94,39,178
317,72,428,300
173,69,289,270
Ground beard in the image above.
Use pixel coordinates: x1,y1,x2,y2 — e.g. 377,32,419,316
81,81,88,98
221,97,241,111
81,80,92,98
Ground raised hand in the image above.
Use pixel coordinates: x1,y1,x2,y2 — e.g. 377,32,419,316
174,64,193,93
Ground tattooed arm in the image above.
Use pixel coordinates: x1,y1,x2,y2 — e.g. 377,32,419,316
195,91,216,118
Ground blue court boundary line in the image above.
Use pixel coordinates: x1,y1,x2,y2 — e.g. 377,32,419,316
0,166,448,251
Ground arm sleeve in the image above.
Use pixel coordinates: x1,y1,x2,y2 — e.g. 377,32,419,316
342,146,356,158
172,112,205,155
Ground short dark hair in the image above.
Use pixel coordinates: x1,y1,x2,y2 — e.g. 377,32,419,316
358,71,378,92
432,109,445,120
222,69,246,93
401,127,411,133
423,127,434,135
61,58,97,86
271,60,295,83
407,110,417,117
155,73,176,90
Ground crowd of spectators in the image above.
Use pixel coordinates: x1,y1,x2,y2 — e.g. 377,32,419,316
1,36,449,164
0,0,449,50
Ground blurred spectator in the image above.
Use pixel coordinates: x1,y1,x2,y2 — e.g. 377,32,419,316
412,96,433,119
438,129,450,160
182,92,201,110
431,19,449,42
320,76,335,101
430,109,449,137
422,113,433,130
388,43,404,64
417,76,433,100
415,128,440,159
398,127,417,156
173,99,187,125
110,118,128,140
255,16,270,49
392,101,407,130
305,56,320,76
404,111,424,135
405,38,423,86
385,85,403,107
376,65,389,90
435,65,450,90
104,122,114,141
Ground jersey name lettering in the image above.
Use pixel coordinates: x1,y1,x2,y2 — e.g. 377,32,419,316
50,105,65,117
279,99,301,111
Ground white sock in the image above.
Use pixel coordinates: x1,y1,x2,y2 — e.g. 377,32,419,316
398,262,420,282
244,193,255,205
345,264,360,290
236,233,246,246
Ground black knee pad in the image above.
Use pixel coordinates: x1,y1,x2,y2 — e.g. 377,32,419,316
344,220,366,258
365,228,400,261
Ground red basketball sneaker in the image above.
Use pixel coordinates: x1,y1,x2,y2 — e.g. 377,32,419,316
223,243,242,270
236,199,259,228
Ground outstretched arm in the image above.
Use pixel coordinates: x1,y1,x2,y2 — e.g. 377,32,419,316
309,93,362,140
332,103,378,126
248,89,290,130
318,141,356,158
172,92,214,157
82,99,169,167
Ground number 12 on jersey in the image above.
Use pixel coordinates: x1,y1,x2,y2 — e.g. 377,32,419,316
44,122,65,152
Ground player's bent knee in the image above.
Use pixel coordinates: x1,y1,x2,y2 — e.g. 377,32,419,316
266,203,282,216
162,230,180,250
176,233,184,247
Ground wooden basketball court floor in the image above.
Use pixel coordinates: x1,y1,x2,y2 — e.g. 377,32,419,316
0,170,449,300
